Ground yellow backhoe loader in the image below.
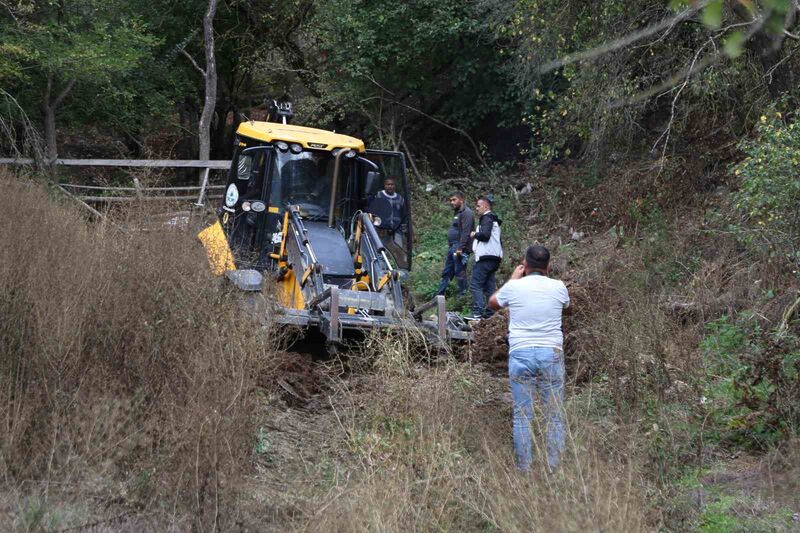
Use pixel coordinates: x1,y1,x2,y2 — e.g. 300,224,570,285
198,101,471,347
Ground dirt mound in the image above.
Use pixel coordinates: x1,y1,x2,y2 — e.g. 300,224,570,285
469,312,509,373
262,351,324,406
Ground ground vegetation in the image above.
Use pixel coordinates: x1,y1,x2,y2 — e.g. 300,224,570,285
1,0,800,530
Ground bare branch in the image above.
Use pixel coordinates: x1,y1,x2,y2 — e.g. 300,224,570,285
765,42,800,81
610,14,767,109
52,78,76,109
0,0,19,23
361,96,488,169
0,89,45,165
650,40,710,176
538,1,709,74
361,74,396,96
181,48,206,78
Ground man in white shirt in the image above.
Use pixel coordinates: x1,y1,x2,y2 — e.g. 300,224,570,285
488,245,571,471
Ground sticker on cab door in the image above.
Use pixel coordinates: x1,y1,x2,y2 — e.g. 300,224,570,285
225,184,239,207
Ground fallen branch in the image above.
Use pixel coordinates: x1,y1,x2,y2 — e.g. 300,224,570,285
56,185,122,230
778,292,800,335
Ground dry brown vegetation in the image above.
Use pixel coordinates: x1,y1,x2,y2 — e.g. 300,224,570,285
1,168,798,532
239,330,650,532
0,174,652,531
0,173,284,530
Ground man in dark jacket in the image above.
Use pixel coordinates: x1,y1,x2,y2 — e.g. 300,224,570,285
368,177,406,231
367,177,409,268
469,196,502,318
436,191,474,296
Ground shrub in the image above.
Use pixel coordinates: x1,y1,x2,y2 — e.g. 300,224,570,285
732,107,800,270
700,313,800,449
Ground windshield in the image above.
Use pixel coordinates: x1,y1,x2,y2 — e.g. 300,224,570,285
272,150,337,220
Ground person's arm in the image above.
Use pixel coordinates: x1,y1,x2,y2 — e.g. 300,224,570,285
457,210,474,252
488,264,525,310
400,196,408,227
562,283,573,315
473,214,492,242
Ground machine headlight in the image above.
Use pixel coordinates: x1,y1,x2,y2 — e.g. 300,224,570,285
290,143,302,153
276,141,289,151
242,201,251,212
345,149,357,158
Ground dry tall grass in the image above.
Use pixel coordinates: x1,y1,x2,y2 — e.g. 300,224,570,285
0,174,282,530
304,332,649,532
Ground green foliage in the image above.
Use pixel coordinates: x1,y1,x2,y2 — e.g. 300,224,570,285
732,107,800,268
700,0,724,30
625,197,698,286
410,194,452,300
0,0,164,156
698,494,795,533
408,162,527,306
1,1,158,92
310,0,521,145
700,313,800,449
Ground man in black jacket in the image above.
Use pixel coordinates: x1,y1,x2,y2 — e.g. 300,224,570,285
469,196,502,318
436,191,474,296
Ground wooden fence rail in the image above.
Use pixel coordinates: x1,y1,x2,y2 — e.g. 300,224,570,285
0,158,231,208
0,158,230,169
59,183,225,192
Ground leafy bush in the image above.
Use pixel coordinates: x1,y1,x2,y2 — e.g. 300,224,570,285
700,313,800,449
732,108,800,269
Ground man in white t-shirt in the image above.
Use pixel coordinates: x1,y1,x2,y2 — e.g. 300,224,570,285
488,245,571,471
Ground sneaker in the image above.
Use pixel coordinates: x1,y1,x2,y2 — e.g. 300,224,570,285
463,314,483,322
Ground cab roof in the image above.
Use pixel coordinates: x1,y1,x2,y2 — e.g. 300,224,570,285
236,121,366,152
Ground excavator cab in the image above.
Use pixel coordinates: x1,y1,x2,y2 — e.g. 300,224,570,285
219,140,411,271
198,106,469,345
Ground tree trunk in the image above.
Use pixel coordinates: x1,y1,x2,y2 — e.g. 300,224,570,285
198,0,218,183
40,73,76,167
42,104,57,163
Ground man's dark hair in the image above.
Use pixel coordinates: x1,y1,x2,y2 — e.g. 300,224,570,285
450,191,465,200
384,176,396,183
525,245,550,270
477,196,493,209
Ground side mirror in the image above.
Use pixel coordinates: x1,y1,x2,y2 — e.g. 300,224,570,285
365,170,381,196
237,154,253,180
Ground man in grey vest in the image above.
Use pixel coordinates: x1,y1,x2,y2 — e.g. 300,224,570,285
469,196,502,319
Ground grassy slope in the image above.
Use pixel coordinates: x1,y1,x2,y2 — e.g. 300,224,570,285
2,149,799,531
392,150,800,530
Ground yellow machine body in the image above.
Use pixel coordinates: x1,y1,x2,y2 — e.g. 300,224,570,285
236,121,366,153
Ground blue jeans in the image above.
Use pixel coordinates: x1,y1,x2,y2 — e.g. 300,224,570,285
509,347,565,471
470,257,499,317
437,244,469,296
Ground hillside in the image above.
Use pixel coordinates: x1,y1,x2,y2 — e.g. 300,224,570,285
2,121,799,530
2,0,800,530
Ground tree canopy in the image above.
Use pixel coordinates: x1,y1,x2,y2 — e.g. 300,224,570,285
0,0,798,167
